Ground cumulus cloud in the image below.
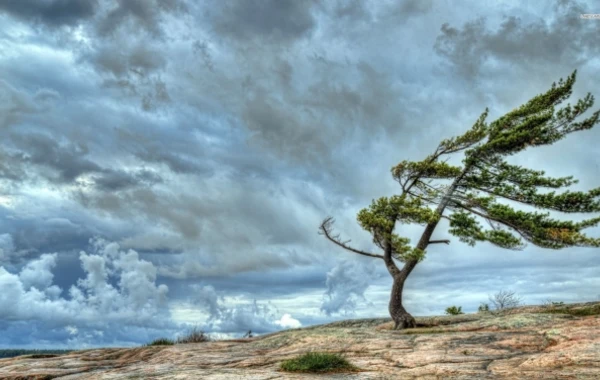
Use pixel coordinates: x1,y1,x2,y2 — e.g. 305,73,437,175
321,259,381,316
0,238,173,347
275,313,302,329
192,285,301,335
0,234,29,264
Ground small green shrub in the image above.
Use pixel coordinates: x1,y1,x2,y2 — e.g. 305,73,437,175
445,306,464,315
145,338,175,346
280,352,359,373
478,303,490,312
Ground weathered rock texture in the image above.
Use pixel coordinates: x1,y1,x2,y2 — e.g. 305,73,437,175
1,302,599,379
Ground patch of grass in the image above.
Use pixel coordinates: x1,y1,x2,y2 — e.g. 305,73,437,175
145,338,175,346
540,304,600,316
280,352,360,373
176,326,211,344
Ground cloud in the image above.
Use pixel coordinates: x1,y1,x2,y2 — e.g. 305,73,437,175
95,0,187,38
9,132,102,183
321,259,381,316
0,234,29,264
192,284,302,335
1,0,599,349
86,42,167,77
209,0,317,43
0,238,174,347
275,313,302,329
18,253,57,291
396,0,433,17
0,0,99,28
0,79,60,129
434,0,600,78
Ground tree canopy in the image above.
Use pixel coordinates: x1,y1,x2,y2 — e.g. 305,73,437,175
321,70,600,267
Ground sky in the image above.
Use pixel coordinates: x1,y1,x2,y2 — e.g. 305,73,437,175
0,0,599,349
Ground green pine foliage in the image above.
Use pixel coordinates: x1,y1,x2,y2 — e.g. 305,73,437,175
357,70,600,253
320,70,600,324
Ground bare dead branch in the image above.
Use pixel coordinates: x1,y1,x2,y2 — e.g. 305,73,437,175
318,217,384,259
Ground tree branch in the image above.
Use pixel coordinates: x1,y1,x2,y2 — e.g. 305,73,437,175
407,190,439,205
428,239,450,245
450,201,531,242
318,217,384,259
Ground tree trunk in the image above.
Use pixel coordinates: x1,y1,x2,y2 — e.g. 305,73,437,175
389,274,416,329
387,165,473,329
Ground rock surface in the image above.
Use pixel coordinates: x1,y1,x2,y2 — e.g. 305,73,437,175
1,302,599,379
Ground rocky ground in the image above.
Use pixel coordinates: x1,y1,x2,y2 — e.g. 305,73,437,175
1,302,599,379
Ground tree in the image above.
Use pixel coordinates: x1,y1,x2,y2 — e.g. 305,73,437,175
319,70,600,330
489,290,522,311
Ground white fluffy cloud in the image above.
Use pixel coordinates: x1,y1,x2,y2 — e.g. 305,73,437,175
192,285,302,334
0,238,173,347
274,313,302,329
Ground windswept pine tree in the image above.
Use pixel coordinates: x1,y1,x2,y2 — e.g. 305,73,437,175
319,71,600,329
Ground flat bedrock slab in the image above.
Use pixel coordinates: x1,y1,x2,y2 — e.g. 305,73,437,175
1,302,599,379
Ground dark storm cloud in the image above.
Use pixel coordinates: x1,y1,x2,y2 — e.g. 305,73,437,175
9,132,102,183
6,132,158,191
328,0,372,22
0,79,60,130
9,218,91,254
392,0,433,19
0,150,27,181
209,0,316,42
434,0,600,77
238,59,405,167
92,169,163,191
134,149,213,175
0,0,98,28
87,43,167,77
1,0,600,349
95,0,187,38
